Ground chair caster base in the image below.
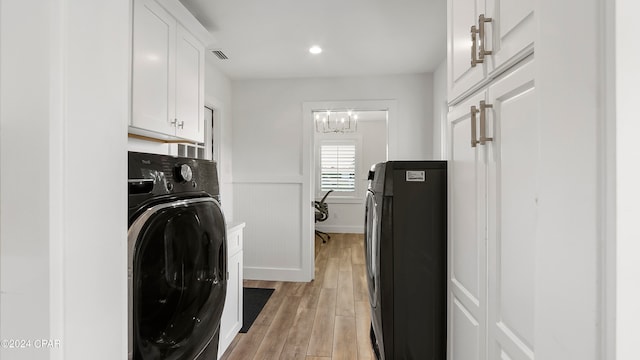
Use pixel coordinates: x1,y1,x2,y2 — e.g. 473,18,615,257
315,231,331,244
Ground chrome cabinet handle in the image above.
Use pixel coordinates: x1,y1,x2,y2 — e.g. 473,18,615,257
478,14,493,60
171,119,185,129
470,101,493,147
479,101,493,145
470,105,479,147
471,25,481,67
471,14,492,67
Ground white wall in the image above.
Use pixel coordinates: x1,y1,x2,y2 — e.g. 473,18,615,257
1,2,54,356
432,60,447,159
1,1,129,359
232,74,434,280
233,74,434,175
615,1,640,359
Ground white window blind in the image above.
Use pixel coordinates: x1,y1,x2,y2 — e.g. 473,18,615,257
320,144,356,192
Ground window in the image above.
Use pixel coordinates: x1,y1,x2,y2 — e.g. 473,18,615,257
319,142,357,193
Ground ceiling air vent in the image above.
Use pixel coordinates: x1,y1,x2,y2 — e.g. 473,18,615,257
211,50,228,60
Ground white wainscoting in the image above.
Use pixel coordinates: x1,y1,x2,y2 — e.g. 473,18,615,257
234,175,311,282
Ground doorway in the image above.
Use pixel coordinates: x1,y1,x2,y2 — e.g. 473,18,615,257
302,100,395,280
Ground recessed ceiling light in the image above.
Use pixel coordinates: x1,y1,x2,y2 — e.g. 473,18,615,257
309,46,322,54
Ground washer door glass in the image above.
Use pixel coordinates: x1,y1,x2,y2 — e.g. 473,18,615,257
364,190,380,308
131,198,226,360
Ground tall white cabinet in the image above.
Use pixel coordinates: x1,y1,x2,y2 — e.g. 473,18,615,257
447,0,537,359
130,0,212,143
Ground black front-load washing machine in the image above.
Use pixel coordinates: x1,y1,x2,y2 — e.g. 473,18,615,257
128,151,227,360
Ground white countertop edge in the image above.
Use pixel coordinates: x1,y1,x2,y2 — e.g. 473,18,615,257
226,221,246,232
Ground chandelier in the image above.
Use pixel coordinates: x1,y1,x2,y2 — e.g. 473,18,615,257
314,110,358,133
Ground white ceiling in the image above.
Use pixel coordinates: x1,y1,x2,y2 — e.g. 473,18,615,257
179,0,446,79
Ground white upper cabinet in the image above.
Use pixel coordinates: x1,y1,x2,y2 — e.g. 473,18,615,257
448,0,534,103
131,0,212,143
448,0,487,105
132,0,176,137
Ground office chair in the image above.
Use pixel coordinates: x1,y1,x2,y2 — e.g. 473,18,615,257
314,190,334,243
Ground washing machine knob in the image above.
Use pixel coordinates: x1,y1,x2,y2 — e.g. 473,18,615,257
175,164,193,183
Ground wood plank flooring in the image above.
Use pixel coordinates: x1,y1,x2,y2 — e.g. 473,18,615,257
220,233,375,360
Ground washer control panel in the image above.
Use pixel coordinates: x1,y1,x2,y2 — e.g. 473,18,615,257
128,152,219,198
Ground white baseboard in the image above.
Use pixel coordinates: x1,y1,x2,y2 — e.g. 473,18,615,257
315,224,364,234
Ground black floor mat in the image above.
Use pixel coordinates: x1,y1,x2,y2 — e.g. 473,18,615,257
240,287,275,333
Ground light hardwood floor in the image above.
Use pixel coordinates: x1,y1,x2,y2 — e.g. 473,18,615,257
220,233,375,360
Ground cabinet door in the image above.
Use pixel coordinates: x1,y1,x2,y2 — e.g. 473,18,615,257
175,24,205,143
131,0,176,135
486,58,537,360
448,0,486,102
218,250,242,359
447,91,488,360
485,0,534,73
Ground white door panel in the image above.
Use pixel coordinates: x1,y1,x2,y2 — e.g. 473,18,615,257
452,298,481,360
499,0,532,34
499,347,515,360
450,116,480,299
487,58,537,360
485,0,534,73
132,0,176,134
218,249,242,358
175,24,204,143
448,92,487,360
448,0,486,101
